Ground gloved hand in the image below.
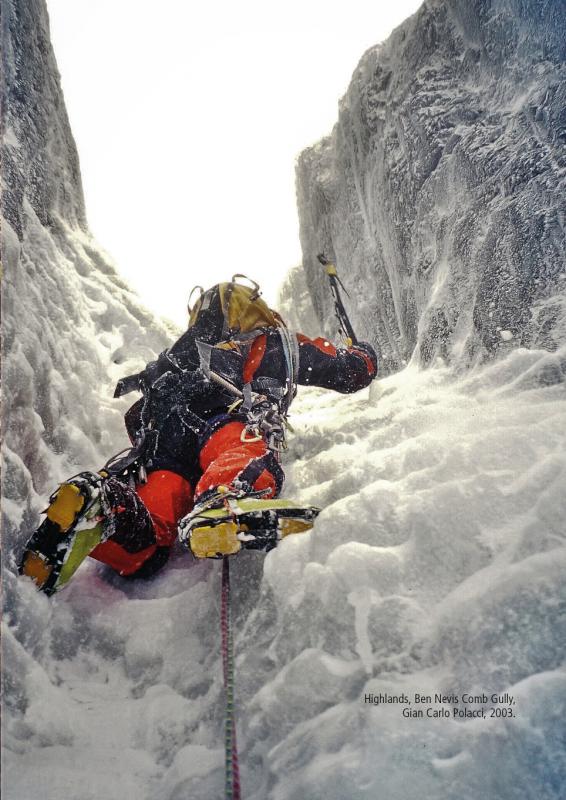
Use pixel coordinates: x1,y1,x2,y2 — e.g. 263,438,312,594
351,341,378,375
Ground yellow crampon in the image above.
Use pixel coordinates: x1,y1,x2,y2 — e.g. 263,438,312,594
56,524,104,589
20,551,53,587
20,473,105,596
190,521,243,559
46,483,86,531
181,497,321,559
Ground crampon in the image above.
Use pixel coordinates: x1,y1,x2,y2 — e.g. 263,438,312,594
18,472,106,596
178,487,321,559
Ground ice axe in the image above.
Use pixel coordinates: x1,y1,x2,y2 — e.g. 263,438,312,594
317,253,358,346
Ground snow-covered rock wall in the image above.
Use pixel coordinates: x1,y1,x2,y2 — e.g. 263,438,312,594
296,0,566,372
1,0,174,558
2,0,174,770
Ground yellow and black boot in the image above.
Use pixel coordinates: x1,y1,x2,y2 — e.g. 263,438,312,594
19,472,106,596
178,487,321,559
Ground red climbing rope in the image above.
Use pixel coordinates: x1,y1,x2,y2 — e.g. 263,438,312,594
221,556,241,800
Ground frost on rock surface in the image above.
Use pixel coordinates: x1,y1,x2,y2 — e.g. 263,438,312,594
1,0,175,550
2,1,566,800
277,264,320,338
2,0,173,792
296,0,566,373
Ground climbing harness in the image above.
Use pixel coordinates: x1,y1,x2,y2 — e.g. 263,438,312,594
234,326,298,452
114,274,297,473
221,557,241,800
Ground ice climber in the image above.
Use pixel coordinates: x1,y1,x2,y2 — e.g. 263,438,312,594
19,274,378,595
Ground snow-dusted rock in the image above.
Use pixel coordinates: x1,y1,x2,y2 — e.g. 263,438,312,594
1,0,175,786
1,0,175,561
296,0,566,372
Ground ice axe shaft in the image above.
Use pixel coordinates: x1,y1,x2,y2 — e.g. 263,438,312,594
317,254,358,346
195,339,244,398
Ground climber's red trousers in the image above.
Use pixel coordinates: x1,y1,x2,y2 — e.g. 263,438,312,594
89,420,281,575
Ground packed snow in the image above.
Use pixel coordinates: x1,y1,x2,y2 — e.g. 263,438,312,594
4,346,566,799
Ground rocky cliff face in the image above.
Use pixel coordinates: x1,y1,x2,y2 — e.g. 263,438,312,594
1,0,86,236
1,0,174,558
296,0,566,373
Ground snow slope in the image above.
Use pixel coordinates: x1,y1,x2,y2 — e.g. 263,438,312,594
4,351,566,799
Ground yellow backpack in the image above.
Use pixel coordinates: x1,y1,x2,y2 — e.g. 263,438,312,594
188,275,285,339
187,275,298,417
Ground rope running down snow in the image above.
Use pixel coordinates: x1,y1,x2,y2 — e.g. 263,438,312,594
221,557,241,799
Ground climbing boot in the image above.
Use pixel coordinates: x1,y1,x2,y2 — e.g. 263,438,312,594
19,472,106,596
178,487,321,559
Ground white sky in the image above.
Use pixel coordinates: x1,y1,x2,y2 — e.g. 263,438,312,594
46,0,422,327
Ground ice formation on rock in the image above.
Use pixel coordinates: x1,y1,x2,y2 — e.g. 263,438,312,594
2,0,174,789
1,0,174,556
296,0,566,373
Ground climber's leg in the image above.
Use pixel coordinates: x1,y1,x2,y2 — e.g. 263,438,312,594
179,417,319,559
19,470,194,594
195,417,284,501
90,470,193,576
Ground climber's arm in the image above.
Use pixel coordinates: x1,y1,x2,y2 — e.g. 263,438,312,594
296,334,377,393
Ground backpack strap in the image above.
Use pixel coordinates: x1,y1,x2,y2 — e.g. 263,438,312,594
276,326,299,414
